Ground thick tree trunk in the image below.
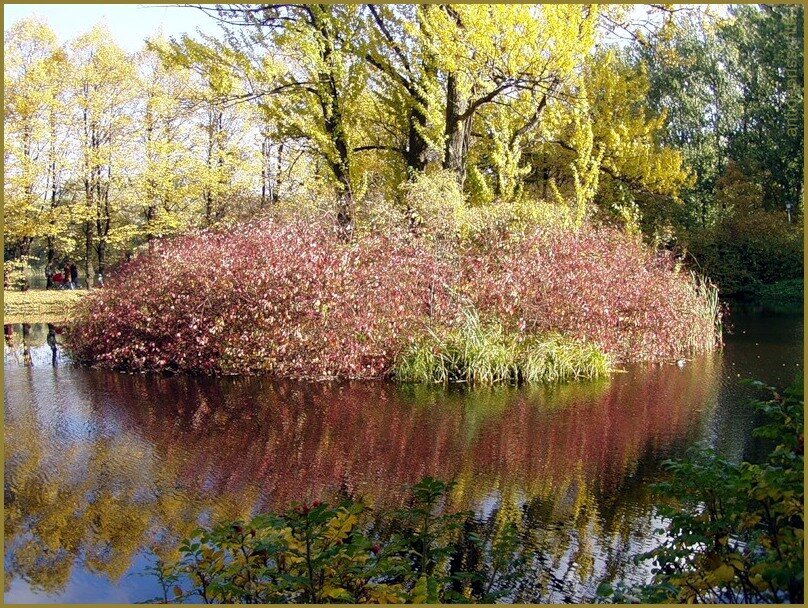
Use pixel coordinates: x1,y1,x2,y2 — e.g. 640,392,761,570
330,144,354,241
95,239,106,279
336,191,354,241
443,73,471,184
311,6,355,240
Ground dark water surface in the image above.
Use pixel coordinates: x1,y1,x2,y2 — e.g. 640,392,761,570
3,311,803,603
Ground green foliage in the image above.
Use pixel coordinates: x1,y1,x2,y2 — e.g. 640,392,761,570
5,6,798,299
399,170,577,245
753,279,804,311
638,6,803,219
465,165,495,207
400,169,468,239
151,477,531,604
395,309,611,385
686,208,803,297
597,376,804,604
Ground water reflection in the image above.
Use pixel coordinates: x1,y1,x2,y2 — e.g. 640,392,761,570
3,312,802,603
5,352,721,602
4,323,67,368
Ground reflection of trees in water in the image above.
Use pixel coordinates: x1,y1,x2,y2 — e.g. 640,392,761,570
4,392,256,594
4,355,720,599
4,323,66,367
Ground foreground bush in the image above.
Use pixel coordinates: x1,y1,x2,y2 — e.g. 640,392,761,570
395,309,611,384
149,478,528,604
69,217,720,379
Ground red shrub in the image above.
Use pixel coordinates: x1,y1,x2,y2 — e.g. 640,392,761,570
464,226,720,362
68,220,720,378
68,219,457,378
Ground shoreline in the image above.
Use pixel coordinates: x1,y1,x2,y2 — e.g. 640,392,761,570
3,289,86,325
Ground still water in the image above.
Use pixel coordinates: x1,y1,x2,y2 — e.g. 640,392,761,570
3,310,803,603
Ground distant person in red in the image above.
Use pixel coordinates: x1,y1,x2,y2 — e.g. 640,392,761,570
53,270,64,287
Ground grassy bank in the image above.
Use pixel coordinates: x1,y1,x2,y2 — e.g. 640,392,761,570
3,289,85,324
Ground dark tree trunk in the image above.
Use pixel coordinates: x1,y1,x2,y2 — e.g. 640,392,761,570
443,73,471,184
274,143,283,203
406,104,430,173
95,239,106,279
312,7,354,239
45,238,56,290
17,238,32,291
84,222,94,289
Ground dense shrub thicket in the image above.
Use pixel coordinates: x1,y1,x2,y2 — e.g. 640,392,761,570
685,210,804,298
69,220,456,377
68,218,721,379
467,226,721,362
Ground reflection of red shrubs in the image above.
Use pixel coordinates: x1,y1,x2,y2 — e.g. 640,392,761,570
68,219,719,378
75,360,718,510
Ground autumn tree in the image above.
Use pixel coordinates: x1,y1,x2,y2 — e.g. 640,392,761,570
175,4,369,238
135,39,200,244
4,18,72,286
71,26,139,283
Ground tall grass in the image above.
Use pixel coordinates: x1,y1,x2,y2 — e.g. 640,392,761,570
395,310,612,385
684,273,723,355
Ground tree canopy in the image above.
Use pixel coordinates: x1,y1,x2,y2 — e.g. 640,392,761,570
3,5,803,293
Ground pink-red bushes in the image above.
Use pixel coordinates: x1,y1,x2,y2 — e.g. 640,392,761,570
68,219,457,378
68,219,720,378
465,226,720,362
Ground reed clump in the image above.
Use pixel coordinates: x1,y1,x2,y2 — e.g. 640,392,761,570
395,310,612,385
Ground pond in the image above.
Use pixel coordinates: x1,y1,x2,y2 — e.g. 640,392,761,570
3,309,803,603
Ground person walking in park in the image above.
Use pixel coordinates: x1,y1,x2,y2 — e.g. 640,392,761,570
69,262,78,289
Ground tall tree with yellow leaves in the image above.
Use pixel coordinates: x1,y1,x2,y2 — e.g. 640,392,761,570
71,26,139,284
4,18,72,286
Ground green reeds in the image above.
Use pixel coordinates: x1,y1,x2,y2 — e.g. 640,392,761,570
395,310,611,385
685,273,723,355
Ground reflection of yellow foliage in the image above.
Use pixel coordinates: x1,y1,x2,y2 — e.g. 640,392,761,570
4,397,264,594
5,347,722,596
